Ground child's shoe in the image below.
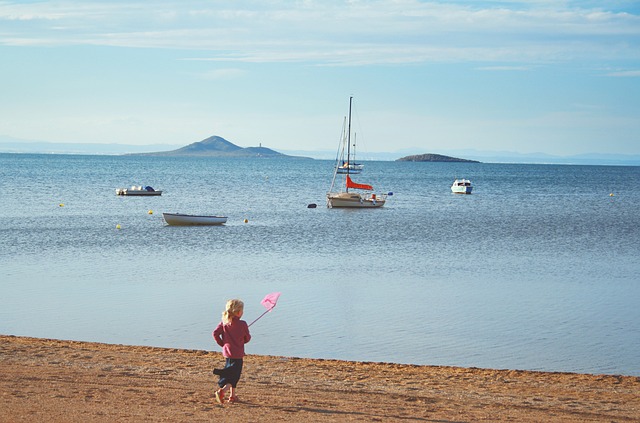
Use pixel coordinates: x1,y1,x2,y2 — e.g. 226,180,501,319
214,389,225,404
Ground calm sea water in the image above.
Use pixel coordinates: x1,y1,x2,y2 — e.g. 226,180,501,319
1,153,638,376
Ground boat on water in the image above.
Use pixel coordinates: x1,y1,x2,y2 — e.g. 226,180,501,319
334,118,364,174
336,161,364,174
162,213,227,226
451,179,473,194
116,185,162,196
327,97,388,208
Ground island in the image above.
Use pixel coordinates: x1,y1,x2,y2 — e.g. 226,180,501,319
134,135,305,158
396,153,479,163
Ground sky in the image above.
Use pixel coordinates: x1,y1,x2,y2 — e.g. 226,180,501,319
1,0,639,157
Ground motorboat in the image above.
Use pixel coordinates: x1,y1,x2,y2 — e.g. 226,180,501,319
451,179,473,194
116,185,162,196
162,213,227,226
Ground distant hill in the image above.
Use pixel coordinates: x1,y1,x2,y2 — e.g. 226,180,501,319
136,135,295,158
396,153,480,163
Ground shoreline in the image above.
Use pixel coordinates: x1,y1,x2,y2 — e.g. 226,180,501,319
2,335,639,422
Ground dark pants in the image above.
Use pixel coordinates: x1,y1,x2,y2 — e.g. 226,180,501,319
215,358,243,388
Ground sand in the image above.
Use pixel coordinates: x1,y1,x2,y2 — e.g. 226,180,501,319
1,335,638,422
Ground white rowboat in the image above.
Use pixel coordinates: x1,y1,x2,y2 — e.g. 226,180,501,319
162,213,227,226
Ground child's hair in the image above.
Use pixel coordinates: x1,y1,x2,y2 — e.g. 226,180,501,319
222,299,244,325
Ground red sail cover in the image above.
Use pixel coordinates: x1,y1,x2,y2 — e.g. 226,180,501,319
346,175,373,191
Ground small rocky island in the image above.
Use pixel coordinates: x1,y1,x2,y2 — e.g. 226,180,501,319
396,153,479,163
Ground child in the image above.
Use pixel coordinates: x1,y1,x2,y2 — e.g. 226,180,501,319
212,299,251,404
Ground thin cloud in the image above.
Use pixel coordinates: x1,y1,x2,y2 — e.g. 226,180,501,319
606,70,640,77
477,66,532,71
0,1,638,66
198,68,247,80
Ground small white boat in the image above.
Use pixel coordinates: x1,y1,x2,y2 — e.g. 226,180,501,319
116,185,162,196
334,117,364,175
336,161,364,174
451,179,473,194
162,213,227,226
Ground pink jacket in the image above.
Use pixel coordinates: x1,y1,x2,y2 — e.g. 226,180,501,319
212,317,251,359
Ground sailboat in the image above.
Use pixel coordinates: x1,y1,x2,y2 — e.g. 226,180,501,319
335,125,364,174
327,97,388,208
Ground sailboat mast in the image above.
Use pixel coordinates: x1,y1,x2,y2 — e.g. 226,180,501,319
347,96,352,172
346,96,353,191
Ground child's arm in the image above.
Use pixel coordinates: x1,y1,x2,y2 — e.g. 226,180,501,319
243,322,252,344
212,323,225,347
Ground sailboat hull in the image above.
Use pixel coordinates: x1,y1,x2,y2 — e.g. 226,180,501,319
326,192,386,208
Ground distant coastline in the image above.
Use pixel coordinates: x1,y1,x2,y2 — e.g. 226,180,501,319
1,136,639,165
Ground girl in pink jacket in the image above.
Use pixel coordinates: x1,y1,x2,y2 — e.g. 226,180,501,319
212,299,251,404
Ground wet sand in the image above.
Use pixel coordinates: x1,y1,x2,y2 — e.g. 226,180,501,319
1,335,638,422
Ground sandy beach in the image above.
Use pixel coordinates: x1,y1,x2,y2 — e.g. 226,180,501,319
1,335,638,422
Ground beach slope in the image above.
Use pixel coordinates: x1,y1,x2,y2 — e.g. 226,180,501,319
1,335,638,422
